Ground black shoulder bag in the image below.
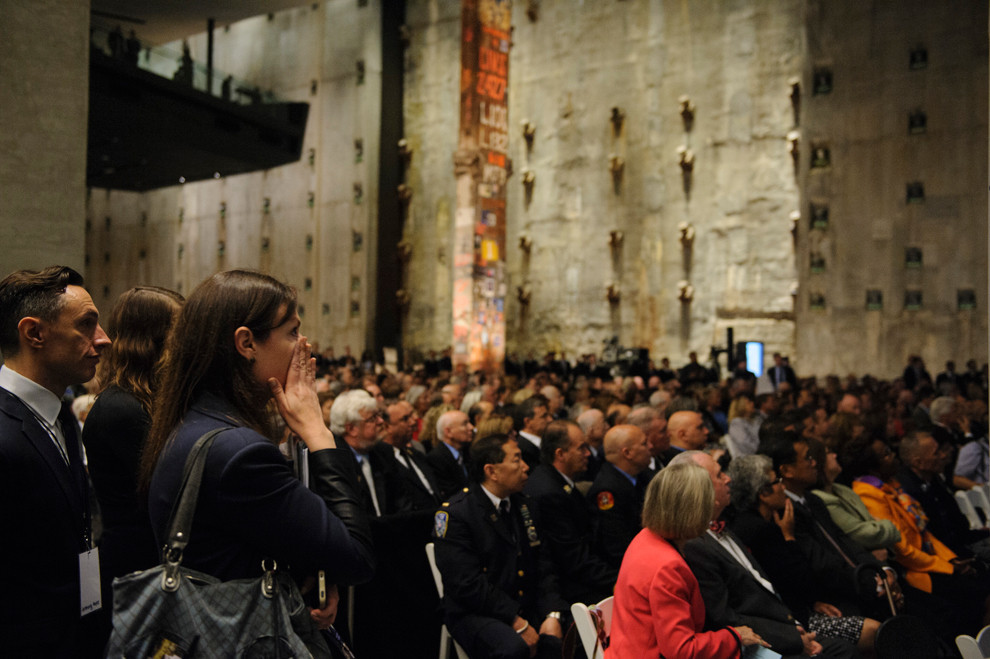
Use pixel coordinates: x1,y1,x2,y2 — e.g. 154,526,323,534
106,428,332,658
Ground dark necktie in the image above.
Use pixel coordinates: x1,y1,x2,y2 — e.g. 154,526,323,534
498,500,517,541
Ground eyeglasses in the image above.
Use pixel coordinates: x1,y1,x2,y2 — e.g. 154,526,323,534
761,475,783,491
361,411,383,424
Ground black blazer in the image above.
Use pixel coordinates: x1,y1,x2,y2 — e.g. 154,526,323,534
82,386,160,584
147,392,375,584
427,441,469,502
684,531,806,655
0,387,107,657
788,492,876,612
432,484,567,626
372,441,441,513
730,509,820,622
586,462,644,568
524,464,617,603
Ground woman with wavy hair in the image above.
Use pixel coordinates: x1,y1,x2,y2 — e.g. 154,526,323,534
83,286,184,593
140,270,374,631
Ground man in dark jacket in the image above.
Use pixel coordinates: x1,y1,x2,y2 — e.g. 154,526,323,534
524,420,617,604
679,451,857,659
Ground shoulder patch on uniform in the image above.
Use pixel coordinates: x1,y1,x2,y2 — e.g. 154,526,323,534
434,511,449,538
596,491,615,511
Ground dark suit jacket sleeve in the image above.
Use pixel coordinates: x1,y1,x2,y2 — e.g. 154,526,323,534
434,502,520,623
684,536,803,655
536,489,617,597
588,479,640,568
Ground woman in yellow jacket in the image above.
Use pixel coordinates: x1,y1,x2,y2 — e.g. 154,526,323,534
841,434,990,635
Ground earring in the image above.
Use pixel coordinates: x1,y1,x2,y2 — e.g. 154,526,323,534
249,357,256,364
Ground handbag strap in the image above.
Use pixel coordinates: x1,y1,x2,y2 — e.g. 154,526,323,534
161,427,230,590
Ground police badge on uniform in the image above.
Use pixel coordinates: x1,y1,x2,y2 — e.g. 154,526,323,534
434,511,449,538
519,504,540,547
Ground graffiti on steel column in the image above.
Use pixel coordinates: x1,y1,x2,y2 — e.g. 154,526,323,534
454,0,509,371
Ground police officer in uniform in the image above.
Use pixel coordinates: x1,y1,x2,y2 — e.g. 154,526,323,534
524,419,618,604
432,434,568,659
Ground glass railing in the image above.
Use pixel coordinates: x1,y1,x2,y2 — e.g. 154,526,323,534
90,25,282,106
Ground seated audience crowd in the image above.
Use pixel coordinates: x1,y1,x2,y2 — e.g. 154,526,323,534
30,272,990,659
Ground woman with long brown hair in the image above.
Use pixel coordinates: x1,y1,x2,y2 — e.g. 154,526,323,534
83,286,184,592
140,270,374,630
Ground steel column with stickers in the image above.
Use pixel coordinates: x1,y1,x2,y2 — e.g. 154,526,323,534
453,0,510,372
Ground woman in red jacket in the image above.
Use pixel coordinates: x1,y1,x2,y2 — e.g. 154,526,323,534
607,462,767,659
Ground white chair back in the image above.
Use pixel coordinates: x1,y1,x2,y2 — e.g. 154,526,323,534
956,635,984,659
425,543,469,659
570,596,614,659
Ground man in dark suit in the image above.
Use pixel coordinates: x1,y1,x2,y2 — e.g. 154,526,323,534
334,390,445,657
512,394,551,471
576,408,607,482
427,410,473,501
679,451,858,659
0,266,112,657
767,352,798,393
375,400,441,511
524,420,617,604
765,433,885,618
433,434,567,659
586,425,653,568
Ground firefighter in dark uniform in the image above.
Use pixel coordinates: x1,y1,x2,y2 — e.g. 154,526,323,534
432,434,568,659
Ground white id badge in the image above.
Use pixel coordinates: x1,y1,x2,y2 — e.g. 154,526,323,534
79,548,102,616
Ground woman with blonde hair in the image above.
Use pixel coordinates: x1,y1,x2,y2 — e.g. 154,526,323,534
606,462,767,658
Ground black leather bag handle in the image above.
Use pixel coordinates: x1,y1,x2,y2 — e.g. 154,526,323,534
161,428,229,589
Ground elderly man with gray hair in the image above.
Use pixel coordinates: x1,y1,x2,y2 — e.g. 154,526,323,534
426,410,474,501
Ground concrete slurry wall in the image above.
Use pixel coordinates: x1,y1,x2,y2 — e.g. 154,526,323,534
86,1,382,354
795,0,988,377
1,0,90,277
403,0,803,368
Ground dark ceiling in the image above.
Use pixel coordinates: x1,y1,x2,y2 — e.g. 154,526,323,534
90,0,312,46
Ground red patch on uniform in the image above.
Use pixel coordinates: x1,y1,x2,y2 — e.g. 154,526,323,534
597,491,615,510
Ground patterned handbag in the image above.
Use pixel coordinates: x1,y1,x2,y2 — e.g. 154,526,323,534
106,428,331,658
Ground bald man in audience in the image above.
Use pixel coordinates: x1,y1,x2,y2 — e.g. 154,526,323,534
626,405,668,472
662,410,710,463
577,408,608,481
586,425,653,568
540,385,565,420
835,393,861,417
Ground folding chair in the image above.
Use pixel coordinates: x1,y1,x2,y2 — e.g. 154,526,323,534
956,634,984,659
425,543,469,659
570,596,614,659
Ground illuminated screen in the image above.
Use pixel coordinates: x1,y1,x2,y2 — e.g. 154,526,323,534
744,342,764,377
